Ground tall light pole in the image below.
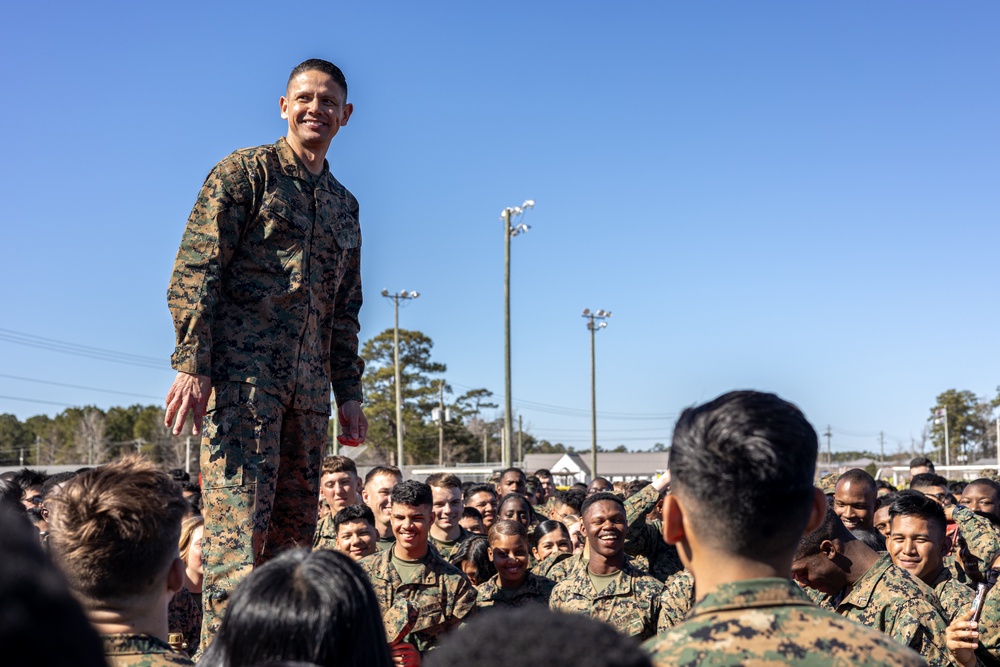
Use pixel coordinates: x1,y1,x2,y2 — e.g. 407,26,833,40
382,288,420,469
583,308,610,479
500,200,534,468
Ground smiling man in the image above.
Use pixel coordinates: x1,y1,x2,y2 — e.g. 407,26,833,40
833,468,878,532
359,480,477,655
549,492,665,641
887,493,973,622
164,58,368,651
427,473,471,560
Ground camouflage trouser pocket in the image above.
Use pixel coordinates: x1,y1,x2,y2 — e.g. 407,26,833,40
201,383,255,489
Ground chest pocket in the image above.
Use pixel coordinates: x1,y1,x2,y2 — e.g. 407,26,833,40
316,188,360,250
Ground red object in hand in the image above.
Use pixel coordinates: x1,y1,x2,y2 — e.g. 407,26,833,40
337,434,363,447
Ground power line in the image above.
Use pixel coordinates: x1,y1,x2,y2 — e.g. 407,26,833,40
0,394,78,408
0,373,162,400
0,328,170,371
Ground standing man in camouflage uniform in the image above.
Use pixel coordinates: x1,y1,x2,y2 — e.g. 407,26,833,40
643,390,925,667
549,492,666,641
163,58,368,651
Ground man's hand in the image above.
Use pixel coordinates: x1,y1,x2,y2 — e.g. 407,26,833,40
164,372,212,436
945,609,980,667
652,469,671,493
390,642,421,667
337,400,368,446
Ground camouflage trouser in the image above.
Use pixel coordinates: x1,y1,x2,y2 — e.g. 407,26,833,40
198,382,328,653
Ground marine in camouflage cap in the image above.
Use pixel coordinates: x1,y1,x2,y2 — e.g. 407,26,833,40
644,391,925,666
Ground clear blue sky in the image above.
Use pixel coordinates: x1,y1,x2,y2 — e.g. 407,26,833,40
1,2,997,456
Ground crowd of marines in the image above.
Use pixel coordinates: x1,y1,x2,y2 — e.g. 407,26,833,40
7,391,1000,667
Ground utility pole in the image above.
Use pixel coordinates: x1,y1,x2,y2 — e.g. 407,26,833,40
824,426,832,467
583,309,611,479
935,407,950,468
382,289,420,469
185,436,191,473
331,399,340,456
518,415,523,464
438,380,445,466
499,200,534,470
879,431,884,470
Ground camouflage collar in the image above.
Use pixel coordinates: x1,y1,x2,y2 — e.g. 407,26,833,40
575,560,644,599
274,137,332,190
367,543,450,587
102,633,174,655
480,572,545,601
840,552,893,610
690,578,815,616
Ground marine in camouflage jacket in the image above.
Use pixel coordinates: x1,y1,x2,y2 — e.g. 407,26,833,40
549,560,665,641
832,553,957,667
167,137,364,410
658,568,696,631
102,634,194,667
358,545,477,653
642,578,927,667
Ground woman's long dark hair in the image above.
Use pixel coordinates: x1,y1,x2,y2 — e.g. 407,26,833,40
199,549,391,667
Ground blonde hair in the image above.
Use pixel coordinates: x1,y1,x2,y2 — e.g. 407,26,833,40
179,514,205,562
47,455,187,602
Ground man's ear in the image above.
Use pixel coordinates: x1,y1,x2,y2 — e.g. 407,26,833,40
166,556,185,595
804,487,827,534
820,539,837,560
663,494,686,546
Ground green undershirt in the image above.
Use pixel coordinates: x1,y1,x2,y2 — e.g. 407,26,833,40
588,569,621,594
391,550,427,584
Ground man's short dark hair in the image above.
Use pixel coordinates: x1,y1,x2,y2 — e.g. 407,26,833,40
795,506,854,560
671,390,818,560
333,504,376,534
553,488,586,514
622,479,652,499
461,506,483,521
391,480,432,508
851,528,886,552
168,468,190,483
580,492,625,518
424,605,652,667
837,468,877,495
10,468,48,495
889,493,946,535
364,466,401,486
464,483,497,503
534,469,552,479
287,59,348,98
909,456,935,472
876,479,897,493
910,473,949,490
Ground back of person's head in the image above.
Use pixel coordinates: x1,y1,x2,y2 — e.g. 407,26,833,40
391,480,432,508
0,478,25,513
41,471,77,497
851,528,886,552
46,455,188,604
909,456,935,474
670,390,818,559
199,549,391,667
554,488,585,514
622,479,651,499
333,504,376,533
889,493,947,535
425,605,653,667
875,479,897,494
910,472,949,491
795,506,854,559
0,505,106,667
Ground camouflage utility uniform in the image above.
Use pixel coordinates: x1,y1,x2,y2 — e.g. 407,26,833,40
167,137,364,647
359,546,478,653
430,526,473,561
642,578,926,666
311,512,337,551
931,568,974,622
477,571,556,609
549,560,666,641
102,634,194,667
658,568,695,630
622,483,684,582
166,587,201,657
831,553,955,667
